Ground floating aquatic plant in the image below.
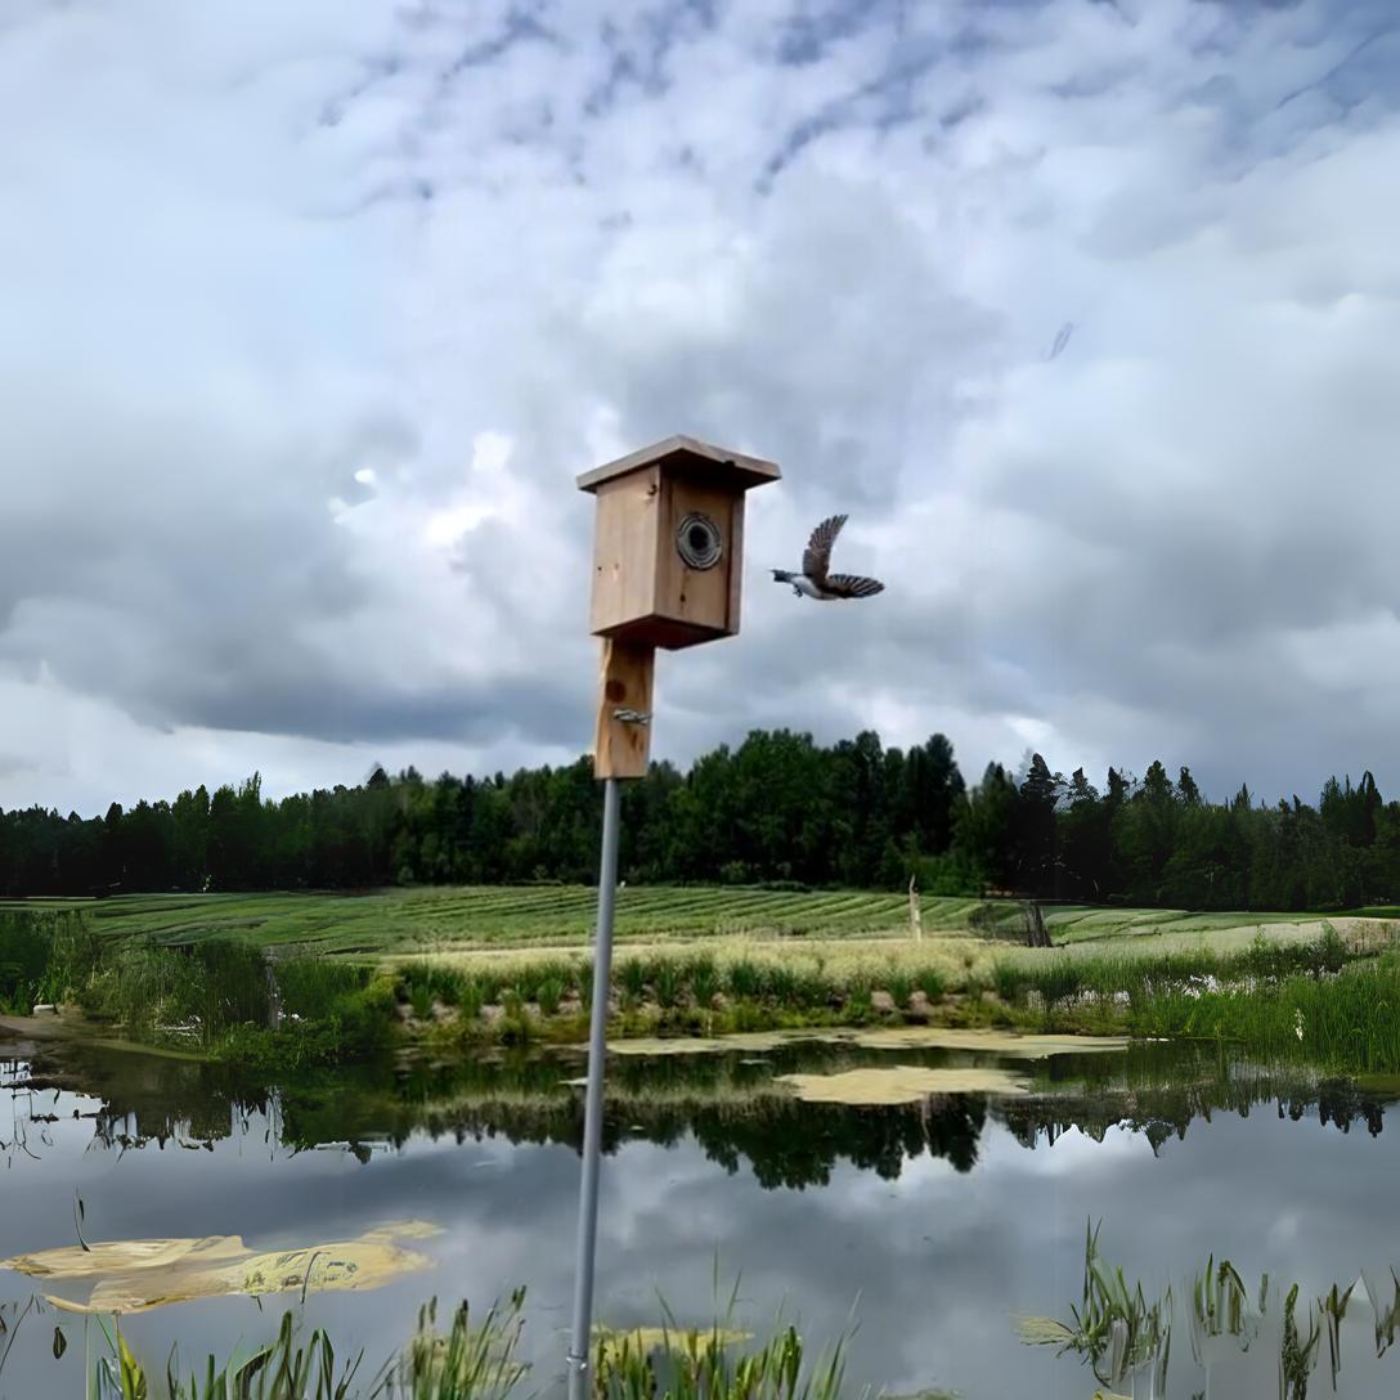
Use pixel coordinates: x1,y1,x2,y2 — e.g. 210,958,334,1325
773,1066,1029,1106
3,1222,441,1316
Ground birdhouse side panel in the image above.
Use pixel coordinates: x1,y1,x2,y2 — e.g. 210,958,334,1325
654,476,739,638
726,493,746,637
588,468,661,637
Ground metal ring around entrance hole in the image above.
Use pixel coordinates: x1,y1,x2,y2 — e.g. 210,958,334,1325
676,512,723,570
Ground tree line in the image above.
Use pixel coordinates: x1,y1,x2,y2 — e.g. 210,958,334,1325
1,731,1397,910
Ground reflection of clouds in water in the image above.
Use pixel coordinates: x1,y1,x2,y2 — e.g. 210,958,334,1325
2,1069,1400,1399
987,1119,1155,1174
1267,1209,1302,1247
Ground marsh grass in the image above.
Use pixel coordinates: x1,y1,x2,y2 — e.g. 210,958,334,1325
1025,1222,1400,1399
401,919,1400,1073
88,1282,858,1400
535,978,565,1016
11,897,1394,1065
620,958,648,1001
403,944,968,1042
383,1291,529,1400
990,927,1351,1012
689,954,719,1008
81,941,252,1045
161,1309,366,1400
58,932,396,1066
0,908,99,1013
595,1319,851,1400
1128,954,1400,1073
1022,1221,1172,1393
91,1292,523,1400
974,924,1400,1073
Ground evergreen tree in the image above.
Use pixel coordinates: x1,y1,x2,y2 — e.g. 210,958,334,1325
7,732,1400,911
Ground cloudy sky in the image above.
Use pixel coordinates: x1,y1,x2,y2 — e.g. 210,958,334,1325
2,0,1398,816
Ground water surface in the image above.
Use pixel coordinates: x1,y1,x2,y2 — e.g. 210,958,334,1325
2,1030,1398,1398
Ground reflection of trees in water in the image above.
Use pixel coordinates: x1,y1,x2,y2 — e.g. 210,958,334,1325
1001,1068,1386,1156
3,1043,1390,1191
279,1092,992,1189
3,1050,250,1159
276,1049,996,1185
683,1094,987,1188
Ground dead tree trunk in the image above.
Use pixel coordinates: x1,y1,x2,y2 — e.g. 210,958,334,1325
1023,900,1052,949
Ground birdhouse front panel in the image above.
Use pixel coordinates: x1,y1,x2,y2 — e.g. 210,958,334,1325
653,473,741,644
580,434,780,652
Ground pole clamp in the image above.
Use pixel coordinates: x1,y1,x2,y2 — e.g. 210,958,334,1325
613,708,651,726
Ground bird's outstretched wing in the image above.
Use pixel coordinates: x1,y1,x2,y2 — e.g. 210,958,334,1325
824,573,884,599
802,514,847,586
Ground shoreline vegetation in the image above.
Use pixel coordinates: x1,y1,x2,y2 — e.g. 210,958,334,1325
15,1282,872,1400
18,1241,1400,1400
3,892,1400,1075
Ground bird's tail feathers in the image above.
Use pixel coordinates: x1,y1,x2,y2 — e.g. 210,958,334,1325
771,569,795,583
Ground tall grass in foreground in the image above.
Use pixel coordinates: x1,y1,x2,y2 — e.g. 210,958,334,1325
87,1286,859,1400
94,1309,368,1399
1020,1221,1172,1395
594,1322,848,1400
1024,1221,1400,1398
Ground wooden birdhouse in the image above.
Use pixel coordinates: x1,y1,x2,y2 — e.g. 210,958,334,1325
577,434,780,779
578,434,780,649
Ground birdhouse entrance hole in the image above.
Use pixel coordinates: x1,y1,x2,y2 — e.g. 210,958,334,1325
677,512,723,570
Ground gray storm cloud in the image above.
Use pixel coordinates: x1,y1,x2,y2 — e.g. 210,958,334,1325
2,0,1399,813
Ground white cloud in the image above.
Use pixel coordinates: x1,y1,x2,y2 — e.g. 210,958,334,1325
4,0,1400,813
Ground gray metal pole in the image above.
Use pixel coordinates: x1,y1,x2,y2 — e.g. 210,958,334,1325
566,776,622,1400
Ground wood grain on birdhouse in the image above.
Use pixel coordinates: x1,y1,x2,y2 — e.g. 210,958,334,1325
593,639,655,781
578,434,779,653
653,475,738,639
588,464,663,638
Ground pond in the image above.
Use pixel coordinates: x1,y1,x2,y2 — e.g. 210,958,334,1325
2,1026,1399,1398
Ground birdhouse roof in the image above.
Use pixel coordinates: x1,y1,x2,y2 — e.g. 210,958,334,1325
576,434,781,494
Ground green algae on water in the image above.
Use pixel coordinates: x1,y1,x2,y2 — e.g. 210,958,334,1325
774,1065,1030,1105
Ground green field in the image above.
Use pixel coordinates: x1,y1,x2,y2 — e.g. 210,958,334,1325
0,886,1380,962
6,887,1400,1067
1,887,917,955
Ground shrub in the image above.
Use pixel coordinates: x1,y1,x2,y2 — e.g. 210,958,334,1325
653,962,684,1009
916,967,946,1001
0,909,99,1013
687,955,718,1008
725,959,763,1000
619,958,648,1000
